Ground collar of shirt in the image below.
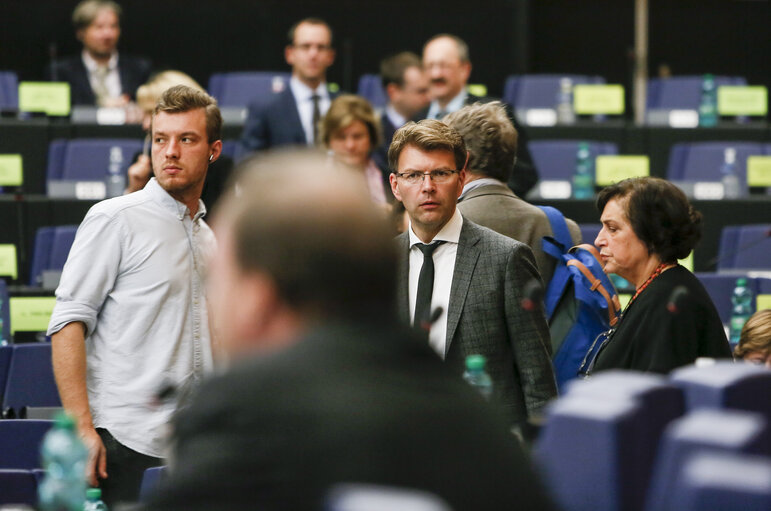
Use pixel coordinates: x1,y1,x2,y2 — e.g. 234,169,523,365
289,75,330,103
81,49,118,72
459,177,504,200
144,177,207,221
427,89,468,119
385,104,407,129
408,208,463,248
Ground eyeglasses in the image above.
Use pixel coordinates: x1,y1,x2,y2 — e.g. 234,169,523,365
394,169,460,185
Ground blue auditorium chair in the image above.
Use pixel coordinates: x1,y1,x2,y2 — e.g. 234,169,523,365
661,451,771,511
670,362,771,419
45,139,69,181
0,71,19,110
0,469,38,506
528,140,618,182
502,74,605,112
666,141,764,189
644,408,770,511
695,274,769,324
61,139,142,182
715,224,771,271
0,420,54,469
0,344,10,406
647,76,747,111
28,225,79,287
2,344,61,418
139,466,167,502
534,395,650,511
579,224,602,247
356,74,387,109
208,71,291,108
0,279,9,343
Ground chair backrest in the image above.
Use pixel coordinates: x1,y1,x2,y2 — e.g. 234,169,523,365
695,273,768,324
3,344,61,416
730,225,771,271
647,76,748,110
645,410,771,511
0,420,54,469
528,140,618,181
60,139,142,182
0,469,39,506
208,71,291,108
45,139,69,182
666,141,764,189
0,71,19,110
0,345,11,406
670,362,771,419
139,465,167,502
657,451,771,511
534,396,649,511
29,225,79,286
356,74,388,109
502,74,605,110
578,224,602,247
0,279,9,342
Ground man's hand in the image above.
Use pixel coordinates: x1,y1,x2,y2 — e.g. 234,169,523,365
80,425,108,486
127,154,152,193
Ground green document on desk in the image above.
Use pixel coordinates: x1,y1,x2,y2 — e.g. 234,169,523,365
747,156,771,187
0,245,18,279
0,155,23,186
595,155,650,186
10,297,56,334
757,295,771,312
18,82,71,116
717,86,768,116
574,84,625,115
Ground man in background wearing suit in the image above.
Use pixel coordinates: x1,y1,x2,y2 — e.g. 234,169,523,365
146,151,557,511
48,0,151,106
388,119,557,428
417,33,538,198
445,101,582,288
241,18,338,152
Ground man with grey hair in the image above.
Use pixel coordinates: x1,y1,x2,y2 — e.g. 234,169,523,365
48,0,151,106
48,85,221,506
145,150,557,511
444,101,581,287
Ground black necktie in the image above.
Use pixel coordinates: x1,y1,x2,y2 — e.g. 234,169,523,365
435,110,448,120
311,94,321,144
414,241,444,334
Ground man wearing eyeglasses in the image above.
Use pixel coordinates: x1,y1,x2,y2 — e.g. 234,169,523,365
241,18,338,152
389,119,557,429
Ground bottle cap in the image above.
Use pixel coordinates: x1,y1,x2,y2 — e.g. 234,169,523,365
736,277,748,286
53,411,76,430
465,354,486,371
86,487,102,500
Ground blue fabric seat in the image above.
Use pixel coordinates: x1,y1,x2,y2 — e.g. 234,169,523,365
528,140,618,182
29,225,79,286
695,273,770,324
356,74,387,109
647,76,747,111
2,344,61,418
502,74,605,111
208,71,291,108
578,223,602,248
0,469,38,506
0,71,19,110
666,141,764,190
0,420,54,469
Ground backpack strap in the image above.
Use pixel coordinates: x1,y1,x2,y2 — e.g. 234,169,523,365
538,206,573,251
566,258,620,326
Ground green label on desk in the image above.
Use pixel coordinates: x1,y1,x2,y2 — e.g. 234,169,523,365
757,295,771,312
574,84,625,114
618,293,632,310
747,156,771,186
467,84,488,97
9,296,56,334
0,154,23,186
595,155,649,186
18,82,71,116
678,251,694,272
717,86,768,116
0,244,17,279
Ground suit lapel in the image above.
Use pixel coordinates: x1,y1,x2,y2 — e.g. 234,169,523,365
284,88,307,143
445,219,481,356
395,233,411,324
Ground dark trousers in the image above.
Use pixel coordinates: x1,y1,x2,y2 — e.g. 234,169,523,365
96,428,164,507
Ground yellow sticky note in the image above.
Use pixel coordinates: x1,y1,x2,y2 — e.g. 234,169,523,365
717,86,768,116
9,296,56,334
595,155,650,186
747,156,771,187
573,84,625,115
0,245,17,279
678,251,694,272
757,295,771,312
467,84,488,97
0,154,23,186
18,82,71,116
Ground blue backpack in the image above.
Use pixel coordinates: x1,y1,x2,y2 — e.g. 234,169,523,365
538,206,621,392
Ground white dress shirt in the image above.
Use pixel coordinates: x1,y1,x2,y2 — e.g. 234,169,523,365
81,50,122,101
48,178,215,458
427,89,468,120
385,104,407,130
289,76,331,144
408,209,463,358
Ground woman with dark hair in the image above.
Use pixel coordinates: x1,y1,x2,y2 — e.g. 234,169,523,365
582,177,732,375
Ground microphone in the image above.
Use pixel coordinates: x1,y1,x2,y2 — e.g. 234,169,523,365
666,285,689,314
706,228,771,270
520,279,544,311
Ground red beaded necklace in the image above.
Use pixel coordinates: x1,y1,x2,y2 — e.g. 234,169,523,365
624,262,676,312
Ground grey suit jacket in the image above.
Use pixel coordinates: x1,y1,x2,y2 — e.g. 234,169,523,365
457,181,582,287
396,218,557,425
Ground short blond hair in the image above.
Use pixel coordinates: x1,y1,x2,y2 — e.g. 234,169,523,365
136,71,203,113
734,309,771,359
72,0,121,31
153,85,222,143
388,119,466,172
320,94,381,148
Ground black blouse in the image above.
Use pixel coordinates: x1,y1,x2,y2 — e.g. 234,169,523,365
592,265,732,374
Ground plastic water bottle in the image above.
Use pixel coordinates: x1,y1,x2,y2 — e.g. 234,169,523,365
556,77,576,125
106,146,125,198
720,147,744,199
463,354,493,401
699,74,718,127
84,488,109,511
573,142,594,199
38,412,88,511
728,277,753,349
